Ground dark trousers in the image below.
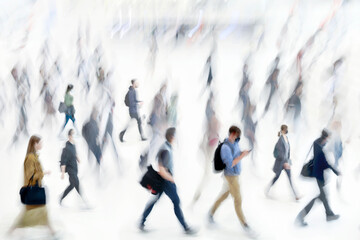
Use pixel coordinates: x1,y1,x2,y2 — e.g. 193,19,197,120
61,173,81,200
300,179,334,217
89,142,102,164
270,169,297,197
121,112,144,138
141,181,188,230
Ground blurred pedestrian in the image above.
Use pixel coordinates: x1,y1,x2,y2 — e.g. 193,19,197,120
295,129,340,226
266,125,299,200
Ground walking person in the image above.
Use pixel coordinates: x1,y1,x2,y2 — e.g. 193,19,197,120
266,125,300,200
295,129,340,226
59,84,79,136
82,108,102,166
119,79,147,142
209,126,257,238
60,129,86,206
8,135,58,239
140,83,168,169
139,128,197,235
192,91,220,204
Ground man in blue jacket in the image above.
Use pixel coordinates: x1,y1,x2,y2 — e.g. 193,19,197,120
296,129,340,226
119,79,147,142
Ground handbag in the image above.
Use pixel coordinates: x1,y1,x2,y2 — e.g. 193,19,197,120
19,175,46,205
301,159,314,178
58,102,67,113
300,145,314,178
140,165,164,195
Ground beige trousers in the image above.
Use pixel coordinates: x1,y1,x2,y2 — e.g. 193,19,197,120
210,175,246,226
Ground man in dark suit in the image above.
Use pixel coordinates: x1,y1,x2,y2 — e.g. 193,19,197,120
295,129,340,226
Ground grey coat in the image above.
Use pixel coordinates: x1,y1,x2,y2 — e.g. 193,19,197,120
272,136,290,174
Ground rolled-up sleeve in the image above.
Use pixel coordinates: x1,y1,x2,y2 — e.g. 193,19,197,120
221,145,233,169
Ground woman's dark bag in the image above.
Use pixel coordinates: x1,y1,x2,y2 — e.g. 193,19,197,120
140,165,164,195
19,175,46,205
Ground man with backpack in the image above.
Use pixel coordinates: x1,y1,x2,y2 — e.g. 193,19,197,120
209,126,257,238
120,79,147,142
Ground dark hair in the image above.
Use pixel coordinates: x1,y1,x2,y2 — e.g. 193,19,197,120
66,84,73,93
229,126,241,137
68,129,74,137
165,127,176,142
321,129,330,140
278,124,288,137
26,135,41,157
131,79,136,85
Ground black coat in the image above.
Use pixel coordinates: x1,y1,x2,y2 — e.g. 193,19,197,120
273,136,290,174
312,138,338,182
60,141,78,175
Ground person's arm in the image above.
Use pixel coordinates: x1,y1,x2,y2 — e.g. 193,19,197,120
24,155,44,184
158,164,174,183
231,151,250,168
61,165,66,179
157,150,174,183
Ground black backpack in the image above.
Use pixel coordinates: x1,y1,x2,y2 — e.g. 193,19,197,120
214,141,232,172
124,91,130,107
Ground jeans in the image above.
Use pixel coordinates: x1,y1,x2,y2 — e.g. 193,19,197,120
141,181,188,230
63,114,75,129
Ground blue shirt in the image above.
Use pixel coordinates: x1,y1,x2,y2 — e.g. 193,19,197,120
221,138,242,176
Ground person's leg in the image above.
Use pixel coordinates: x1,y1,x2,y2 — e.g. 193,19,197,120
225,175,247,226
69,174,81,196
210,178,230,216
135,114,145,139
317,179,334,216
60,175,75,202
63,115,70,129
141,192,162,225
285,169,298,198
163,181,188,230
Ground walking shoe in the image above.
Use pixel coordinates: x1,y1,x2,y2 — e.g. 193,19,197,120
184,227,198,235
119,131,125,142
326,214,340,222
295,216,308,227
141,137,148,141
243,225,259,239
208,213,215,224
138,222,146,232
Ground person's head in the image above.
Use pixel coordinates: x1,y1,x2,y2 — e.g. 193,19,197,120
278,124,288,137
228,126,241,143
165,127,176,144
68,129,74,142
131,79,139,88
320,129,330,145
66,84,73,93
26,135,42,156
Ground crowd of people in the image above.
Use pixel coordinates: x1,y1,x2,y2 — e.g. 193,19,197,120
1,0,358,239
